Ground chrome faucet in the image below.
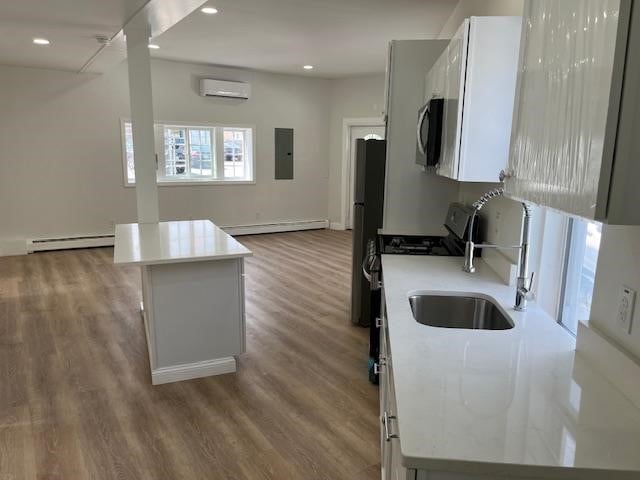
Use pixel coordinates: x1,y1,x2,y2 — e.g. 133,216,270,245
462,187,534,311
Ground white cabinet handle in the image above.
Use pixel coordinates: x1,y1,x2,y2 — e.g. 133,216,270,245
374,357,386,375
499,169,513,182
382,411,399,442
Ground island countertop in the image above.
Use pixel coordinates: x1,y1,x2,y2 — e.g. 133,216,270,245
113,219,252,266
381,254,640,479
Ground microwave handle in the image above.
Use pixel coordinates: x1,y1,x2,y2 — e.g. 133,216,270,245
416,104,429,155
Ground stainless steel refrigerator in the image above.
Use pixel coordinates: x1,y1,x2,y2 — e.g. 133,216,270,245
351,138,386,327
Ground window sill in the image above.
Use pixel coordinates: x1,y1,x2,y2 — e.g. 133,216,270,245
124,179,256,187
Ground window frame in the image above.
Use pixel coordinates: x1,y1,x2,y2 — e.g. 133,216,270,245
120,118,256,187
528,208,602,339
557,218,602,336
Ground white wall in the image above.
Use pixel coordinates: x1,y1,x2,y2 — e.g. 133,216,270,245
0,65,134,255
327,74,386,226
458,183,526,264
589,226,640,359
440,0,525,38
0,60,333,255
383,40,459,235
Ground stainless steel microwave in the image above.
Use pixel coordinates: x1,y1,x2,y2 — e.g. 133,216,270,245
415,97,444,168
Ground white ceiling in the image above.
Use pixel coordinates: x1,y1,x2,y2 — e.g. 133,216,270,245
0,0,149,71
153,0,457,77
0,0,458,77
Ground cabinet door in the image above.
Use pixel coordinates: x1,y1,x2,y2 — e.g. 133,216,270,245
506,0,623,219
437,19,468,180
379,318,388,412
379,349,392,478
379,312,391,480
238,259,247,353
386,357,408,480
379,292,413,480
383,42,393,121
458,16,522,182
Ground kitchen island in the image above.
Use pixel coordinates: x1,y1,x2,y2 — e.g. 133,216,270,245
380,255,640,480
114,219,252,385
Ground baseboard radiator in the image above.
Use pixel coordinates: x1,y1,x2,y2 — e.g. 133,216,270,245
27,234,115,253
222,219,329,236
25,220,329,253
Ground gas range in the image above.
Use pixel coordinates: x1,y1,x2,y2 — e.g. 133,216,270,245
378,203,479,257
379,234,461,256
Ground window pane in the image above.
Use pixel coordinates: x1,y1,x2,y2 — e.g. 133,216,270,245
223,128,250,179
124,122,135,183
188,129,212,177
164,127,187,176
561,219,602,334
123,123,253,184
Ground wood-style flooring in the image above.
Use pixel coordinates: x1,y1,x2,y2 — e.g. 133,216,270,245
0,229,380,479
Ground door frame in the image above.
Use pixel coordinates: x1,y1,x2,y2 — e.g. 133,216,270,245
340,117,385,230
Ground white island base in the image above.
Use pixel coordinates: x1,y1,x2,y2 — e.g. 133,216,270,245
114,220,252,385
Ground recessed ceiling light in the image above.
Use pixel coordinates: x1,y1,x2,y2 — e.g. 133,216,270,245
148,44,160,49
303,65,314,70
201,7,218,14
33,38,50,46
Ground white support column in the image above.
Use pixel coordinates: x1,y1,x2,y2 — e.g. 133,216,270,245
125,21,159,224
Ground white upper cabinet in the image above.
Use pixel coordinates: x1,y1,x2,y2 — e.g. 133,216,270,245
506,0,640,224
427,17,522,182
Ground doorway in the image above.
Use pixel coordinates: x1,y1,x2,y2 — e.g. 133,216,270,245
345,124,385,230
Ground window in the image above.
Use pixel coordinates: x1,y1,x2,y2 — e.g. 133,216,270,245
121,120,254,185
189,129,213,177
123,122,135,181
223,128,248,179
363,133,383,140
559,219,603,335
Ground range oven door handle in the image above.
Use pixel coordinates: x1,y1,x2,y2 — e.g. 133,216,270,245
362,256,372,282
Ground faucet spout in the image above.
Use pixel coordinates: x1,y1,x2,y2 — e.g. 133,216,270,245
463,188,534,311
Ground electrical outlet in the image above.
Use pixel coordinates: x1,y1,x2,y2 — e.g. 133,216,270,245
616,286,636,334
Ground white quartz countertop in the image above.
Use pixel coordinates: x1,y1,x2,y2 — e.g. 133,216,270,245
382,255,640,479
113,220,252,266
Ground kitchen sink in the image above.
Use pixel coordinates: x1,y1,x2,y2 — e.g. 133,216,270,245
408,294,514,330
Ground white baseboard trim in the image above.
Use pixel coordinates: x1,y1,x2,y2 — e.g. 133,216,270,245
27,234,115,253
151,356,237,385
222,219,328,236
0,239,28,257
576,320,640,410
329,222,346,230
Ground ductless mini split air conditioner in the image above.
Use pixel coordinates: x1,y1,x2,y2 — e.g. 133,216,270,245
199,79,251,99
